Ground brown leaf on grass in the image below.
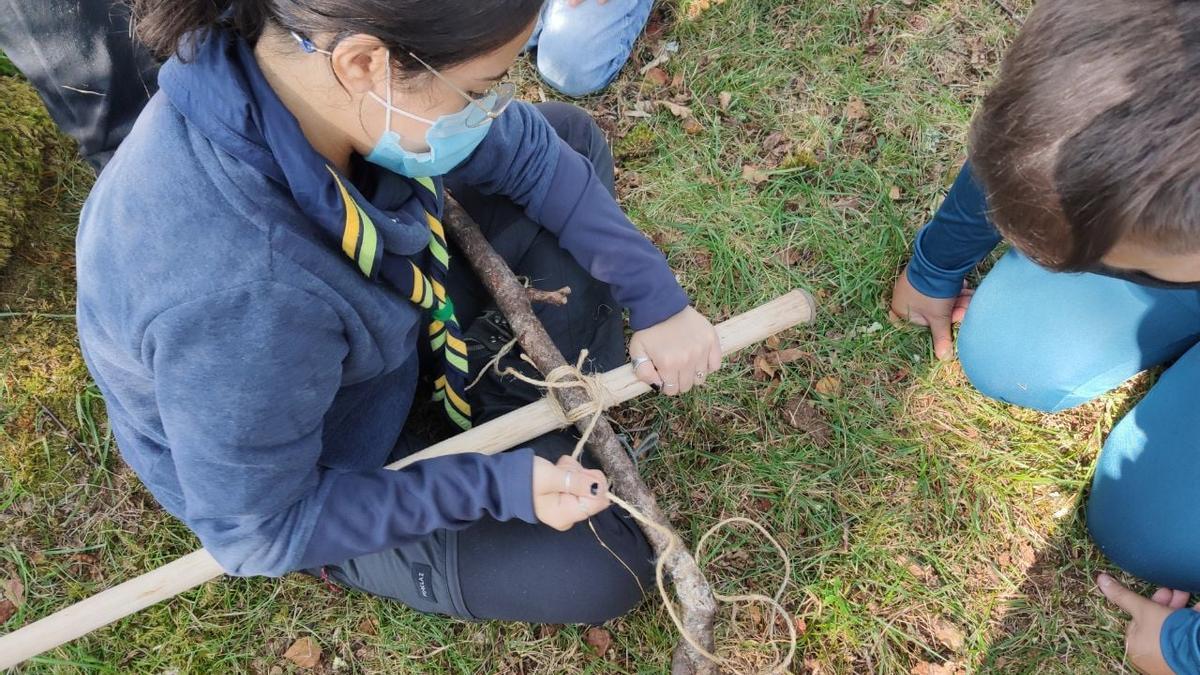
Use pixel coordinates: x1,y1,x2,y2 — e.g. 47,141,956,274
682,117,705,135
654,100,692,118
912,661,963,675
670,72,685,90
765,334,782,350
0,599,15,624
283,636,322,669
718,91,733,110
685,0,727,19
741,164,770,185
762,131,790,155
780,398,832,447
843,98,868,122
538,624,560,639
889,185,903,201
931,617,965,651
814,375,842,396
777,246,814,267
584,626,612,656
357,617,378,636
861,5,880,32
3,578,24,608
766,348,809,367
644,67,670,87
753,354,778,381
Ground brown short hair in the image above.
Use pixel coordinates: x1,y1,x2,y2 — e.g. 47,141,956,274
969,0,1200,271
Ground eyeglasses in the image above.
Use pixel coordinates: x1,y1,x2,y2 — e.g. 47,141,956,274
403,51,515,128
293,32,515,129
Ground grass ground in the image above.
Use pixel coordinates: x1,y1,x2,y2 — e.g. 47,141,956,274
0,0,1141,672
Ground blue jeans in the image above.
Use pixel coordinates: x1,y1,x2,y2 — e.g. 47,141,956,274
958,250,1200,591
526,0,654,97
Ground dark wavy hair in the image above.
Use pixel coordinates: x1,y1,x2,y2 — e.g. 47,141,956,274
969,0,1200,271
130,0,544,74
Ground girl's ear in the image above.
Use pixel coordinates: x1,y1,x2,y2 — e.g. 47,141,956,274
327,35,391,96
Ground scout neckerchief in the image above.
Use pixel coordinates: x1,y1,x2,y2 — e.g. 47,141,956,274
327,170,474,429
175,34,476,429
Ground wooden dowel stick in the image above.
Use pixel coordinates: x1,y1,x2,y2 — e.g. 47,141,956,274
390,288,814,470
0,289,814,669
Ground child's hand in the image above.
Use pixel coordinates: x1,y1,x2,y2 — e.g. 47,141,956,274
890,263,974,361
532,455,610,531
1098,573,1188,674
628,306,721,396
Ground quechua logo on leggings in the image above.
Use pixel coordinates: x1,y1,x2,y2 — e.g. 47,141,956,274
411,562,437,602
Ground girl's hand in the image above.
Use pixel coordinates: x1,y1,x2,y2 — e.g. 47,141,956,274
889,263,974,361
1098,573,1190,674
532,454,610,531
628,306,721,396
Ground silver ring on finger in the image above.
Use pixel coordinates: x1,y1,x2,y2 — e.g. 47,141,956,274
631,356,650,371
696,370,706,379
663,382,676,389
577,498,590,515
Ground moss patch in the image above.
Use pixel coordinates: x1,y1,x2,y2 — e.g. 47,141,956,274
0,75,77,271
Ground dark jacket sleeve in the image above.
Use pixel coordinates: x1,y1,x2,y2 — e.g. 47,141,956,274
906,161,1003,298
144,280,536,577
450,102,689,330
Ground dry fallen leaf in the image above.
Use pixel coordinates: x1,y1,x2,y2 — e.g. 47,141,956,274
718,91,733,110
912,661,959,675
814,375,842,396
538,624,560,639
742,164,770,185
682,117,705,135
765,334,782,350
766,347,808,367
654,99,693,118
584,626,612,657
931,617,965,652
357,617,378,636
843,97,868,122
754,354,778,380
780,398,832,447
3,578,23,608
644,67,670,87
283,636,322,669
686,0,727,19
889,185,903,200
0,600,15,625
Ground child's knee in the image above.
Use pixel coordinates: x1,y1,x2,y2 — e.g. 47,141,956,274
958,331,1079,412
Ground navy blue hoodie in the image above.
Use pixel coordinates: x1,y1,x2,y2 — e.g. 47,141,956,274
75,29,688,577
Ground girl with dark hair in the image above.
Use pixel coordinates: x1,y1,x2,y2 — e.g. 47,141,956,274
76,0,720,623
889,0,1200,671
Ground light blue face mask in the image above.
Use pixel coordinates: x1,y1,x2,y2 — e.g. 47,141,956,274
364,71,496,178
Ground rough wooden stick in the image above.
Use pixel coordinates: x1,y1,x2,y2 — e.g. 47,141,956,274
0,267,814,673
444,197,796,674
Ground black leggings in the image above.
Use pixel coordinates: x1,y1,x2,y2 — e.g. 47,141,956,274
322,103,655,625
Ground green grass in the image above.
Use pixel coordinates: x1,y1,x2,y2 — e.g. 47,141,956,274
0,0,1139,672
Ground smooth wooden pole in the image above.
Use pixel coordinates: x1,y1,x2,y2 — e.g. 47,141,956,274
0,289,814,669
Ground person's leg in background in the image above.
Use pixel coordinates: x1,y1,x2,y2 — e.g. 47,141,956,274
526,0,655,97
957,250,1200,412
0,0,158,172
1086,340,1200,592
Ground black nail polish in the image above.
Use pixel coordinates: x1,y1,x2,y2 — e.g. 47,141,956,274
650,383,661,392
590,482,600,496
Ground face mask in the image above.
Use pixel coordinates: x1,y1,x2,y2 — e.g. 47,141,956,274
364,72,494,178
